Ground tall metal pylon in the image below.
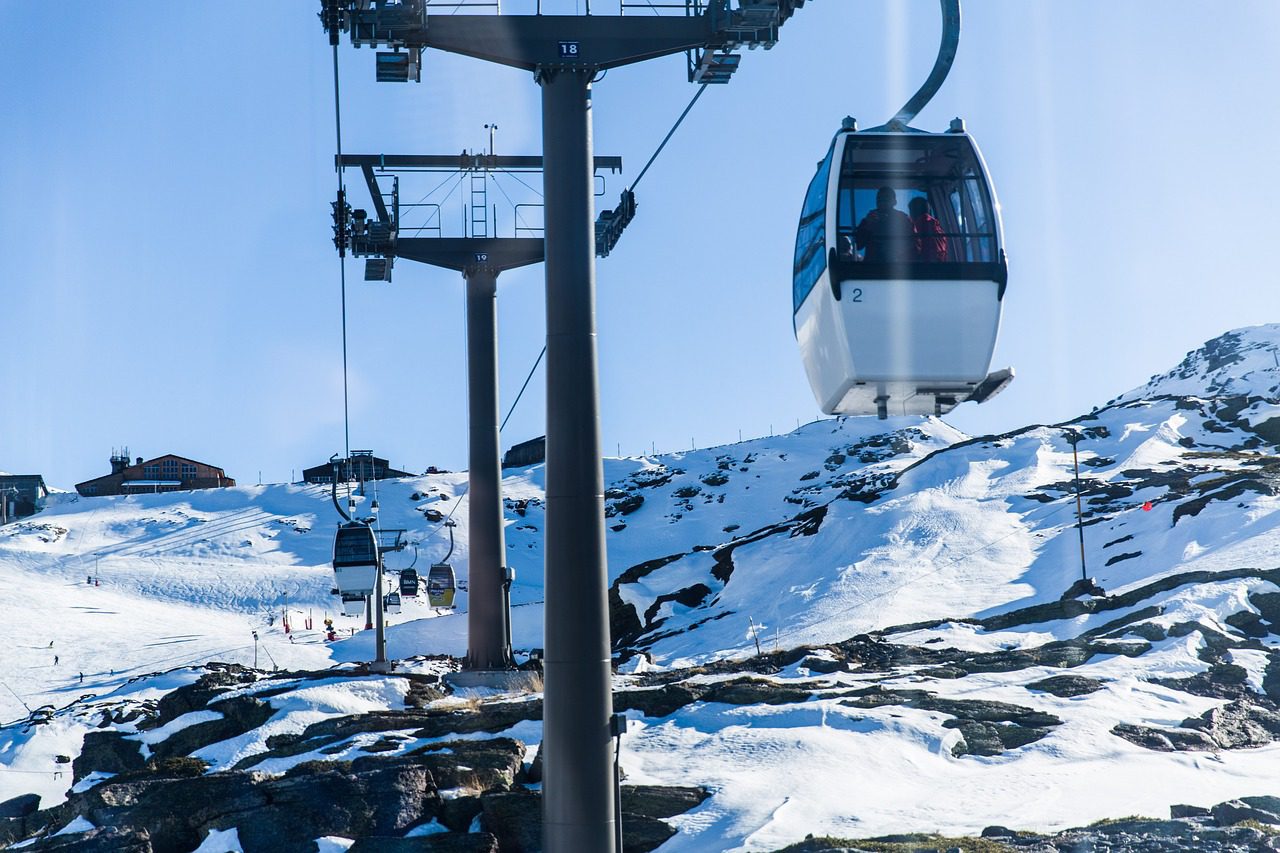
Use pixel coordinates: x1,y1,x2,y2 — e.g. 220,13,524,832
334,151,625,676
321,2,805,849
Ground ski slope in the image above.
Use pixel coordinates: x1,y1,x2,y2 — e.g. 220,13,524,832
5,325,1280,849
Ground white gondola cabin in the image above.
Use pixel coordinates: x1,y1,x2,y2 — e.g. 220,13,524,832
340,592,366,618
332,521,380,597
793,120,1012,418
384,591,402,614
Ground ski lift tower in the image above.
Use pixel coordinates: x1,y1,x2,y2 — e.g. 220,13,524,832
321,2,807,850
333,146,630,677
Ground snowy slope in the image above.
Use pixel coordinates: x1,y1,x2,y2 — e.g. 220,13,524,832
5,325,1280,850
0,477,478,725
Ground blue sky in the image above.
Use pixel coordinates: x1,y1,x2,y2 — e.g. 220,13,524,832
4,1,1280,489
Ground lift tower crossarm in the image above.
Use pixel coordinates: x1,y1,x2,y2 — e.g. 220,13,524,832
395,238,545,273
326,1,797,81
338,152,630,265
411,15,716,71
339,153,623,172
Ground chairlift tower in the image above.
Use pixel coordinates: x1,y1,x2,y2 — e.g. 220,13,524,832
334,149,627,675
321,2,806,849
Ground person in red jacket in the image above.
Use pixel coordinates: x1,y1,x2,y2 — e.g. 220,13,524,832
909,196,949,262
855,187,915,263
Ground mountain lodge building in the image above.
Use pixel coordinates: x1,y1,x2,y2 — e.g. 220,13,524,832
75,450,234,497
302,451,413,485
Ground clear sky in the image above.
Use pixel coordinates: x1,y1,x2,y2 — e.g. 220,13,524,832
4,1,1280,489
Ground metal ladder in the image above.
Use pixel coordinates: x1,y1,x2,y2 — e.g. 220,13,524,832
469,172,489,238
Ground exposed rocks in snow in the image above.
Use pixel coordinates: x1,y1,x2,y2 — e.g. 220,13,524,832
349,835,499,852
839,688,1061,757
1114,695,1280,752
1025,674,1106,697
72,731,147,781
778,797,1280,851
2,523,69,543
2,663,707,853
1059,577,1107,600
0,793,40,819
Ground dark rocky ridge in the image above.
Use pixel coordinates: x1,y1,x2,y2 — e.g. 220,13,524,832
773,795,1280,851
1,664,708,852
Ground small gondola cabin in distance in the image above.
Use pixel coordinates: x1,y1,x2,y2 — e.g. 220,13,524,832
75,449,234,497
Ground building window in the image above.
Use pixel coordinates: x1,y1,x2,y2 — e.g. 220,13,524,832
181,464,197,478
144,465,159,477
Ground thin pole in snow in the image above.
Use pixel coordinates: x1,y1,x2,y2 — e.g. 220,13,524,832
1067,431,1088,583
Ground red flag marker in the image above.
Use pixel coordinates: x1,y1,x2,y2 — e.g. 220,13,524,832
1142,501,1153,511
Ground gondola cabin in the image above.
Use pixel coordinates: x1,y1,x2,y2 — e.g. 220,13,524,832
332,522,379,597
793,120,1012,418
340,592,366,618
399,568,419,597
384,591,402,614
427,562,456,609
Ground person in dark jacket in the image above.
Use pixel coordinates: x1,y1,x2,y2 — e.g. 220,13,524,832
854,187,915,262
909,196,949,262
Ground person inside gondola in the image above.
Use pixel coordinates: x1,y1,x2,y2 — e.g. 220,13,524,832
909,196,948,262
855,187,915,262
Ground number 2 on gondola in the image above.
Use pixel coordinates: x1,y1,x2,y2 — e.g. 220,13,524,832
849,288,863,302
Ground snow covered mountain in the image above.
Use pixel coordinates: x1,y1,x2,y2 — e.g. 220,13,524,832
5,325,1280,851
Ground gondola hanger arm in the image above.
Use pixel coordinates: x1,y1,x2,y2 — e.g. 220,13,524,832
886,0,961,131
